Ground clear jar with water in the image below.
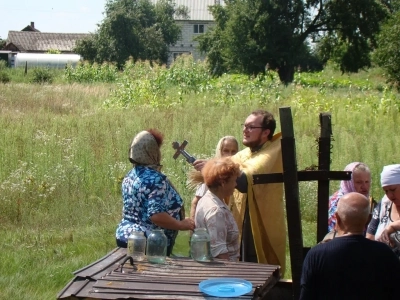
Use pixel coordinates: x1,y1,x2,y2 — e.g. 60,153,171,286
146,229,167,264
390,231,400,249
127,231,146,261
190,228,212,261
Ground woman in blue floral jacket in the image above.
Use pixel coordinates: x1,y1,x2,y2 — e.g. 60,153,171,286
115,129,194,255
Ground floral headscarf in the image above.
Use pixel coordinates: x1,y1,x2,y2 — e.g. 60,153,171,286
340,162,361,194
328,162,371,232
129,131,161,170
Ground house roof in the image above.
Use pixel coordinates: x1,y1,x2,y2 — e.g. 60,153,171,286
5,31,91,52
150,0,225,21
21,25,40,32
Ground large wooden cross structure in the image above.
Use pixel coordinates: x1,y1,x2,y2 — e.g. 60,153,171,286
250,106,351,300
172,107,351,299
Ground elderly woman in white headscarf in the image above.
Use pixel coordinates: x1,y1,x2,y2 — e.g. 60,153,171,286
115,129,194,255
366,164,400,241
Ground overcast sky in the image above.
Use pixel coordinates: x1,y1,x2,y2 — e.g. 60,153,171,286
0,0,107,39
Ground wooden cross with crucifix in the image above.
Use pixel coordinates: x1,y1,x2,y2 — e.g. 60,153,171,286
172,107,351,300
249,106,351,300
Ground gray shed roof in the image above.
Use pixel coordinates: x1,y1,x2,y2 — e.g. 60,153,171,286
5,31,91,52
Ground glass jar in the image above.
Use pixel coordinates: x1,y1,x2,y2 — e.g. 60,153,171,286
390,231,400,249
190,228,212,261
127,231,146,261
146,229,167,264
390,231,400,258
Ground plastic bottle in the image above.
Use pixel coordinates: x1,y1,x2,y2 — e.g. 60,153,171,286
146,229,167,264
190,228,212,261
127,231,146,261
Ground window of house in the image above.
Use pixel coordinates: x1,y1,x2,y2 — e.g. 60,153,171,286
193,24,204,34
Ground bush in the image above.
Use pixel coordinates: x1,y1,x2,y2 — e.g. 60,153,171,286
0,60,7,70
46,49,62,54
31,67,54,84
64,61,118,83
0,71,10,83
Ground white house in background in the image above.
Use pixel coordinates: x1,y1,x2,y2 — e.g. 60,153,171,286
150,0,225,64
2,2,224,66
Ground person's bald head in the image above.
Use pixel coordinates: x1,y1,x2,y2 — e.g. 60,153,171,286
336,192,370,232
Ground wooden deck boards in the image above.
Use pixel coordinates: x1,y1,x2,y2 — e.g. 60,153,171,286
57,247,280,300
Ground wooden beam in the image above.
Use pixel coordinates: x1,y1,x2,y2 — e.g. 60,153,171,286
253,171,350,185
279,107,302,300
317,113,332,242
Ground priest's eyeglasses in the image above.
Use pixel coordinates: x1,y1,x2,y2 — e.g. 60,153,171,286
242,124,265,131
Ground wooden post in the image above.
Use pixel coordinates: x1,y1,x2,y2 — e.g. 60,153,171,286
253,108,350,299
279,107,303,300
317,113,332,242
24,61,27,75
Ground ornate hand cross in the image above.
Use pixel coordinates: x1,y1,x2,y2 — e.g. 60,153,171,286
172,140,196,164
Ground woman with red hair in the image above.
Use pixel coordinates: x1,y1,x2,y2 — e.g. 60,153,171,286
195,157,241,261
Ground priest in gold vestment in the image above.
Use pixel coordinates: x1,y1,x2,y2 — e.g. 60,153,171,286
192,110,286,275
230,110,286,275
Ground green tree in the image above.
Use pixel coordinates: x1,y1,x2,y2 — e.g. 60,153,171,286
373,10,400,89
0,37,6,49
75,0,188,67
46,49,62,54
198,0,388,83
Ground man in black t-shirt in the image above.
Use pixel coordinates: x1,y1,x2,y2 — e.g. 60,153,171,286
300,192,400,300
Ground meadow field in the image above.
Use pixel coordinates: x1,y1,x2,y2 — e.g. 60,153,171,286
1,57,399,299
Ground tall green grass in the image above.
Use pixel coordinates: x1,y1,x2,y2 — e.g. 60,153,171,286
0,57,399,299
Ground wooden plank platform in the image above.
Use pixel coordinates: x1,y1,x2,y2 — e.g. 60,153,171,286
57,247,281,299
